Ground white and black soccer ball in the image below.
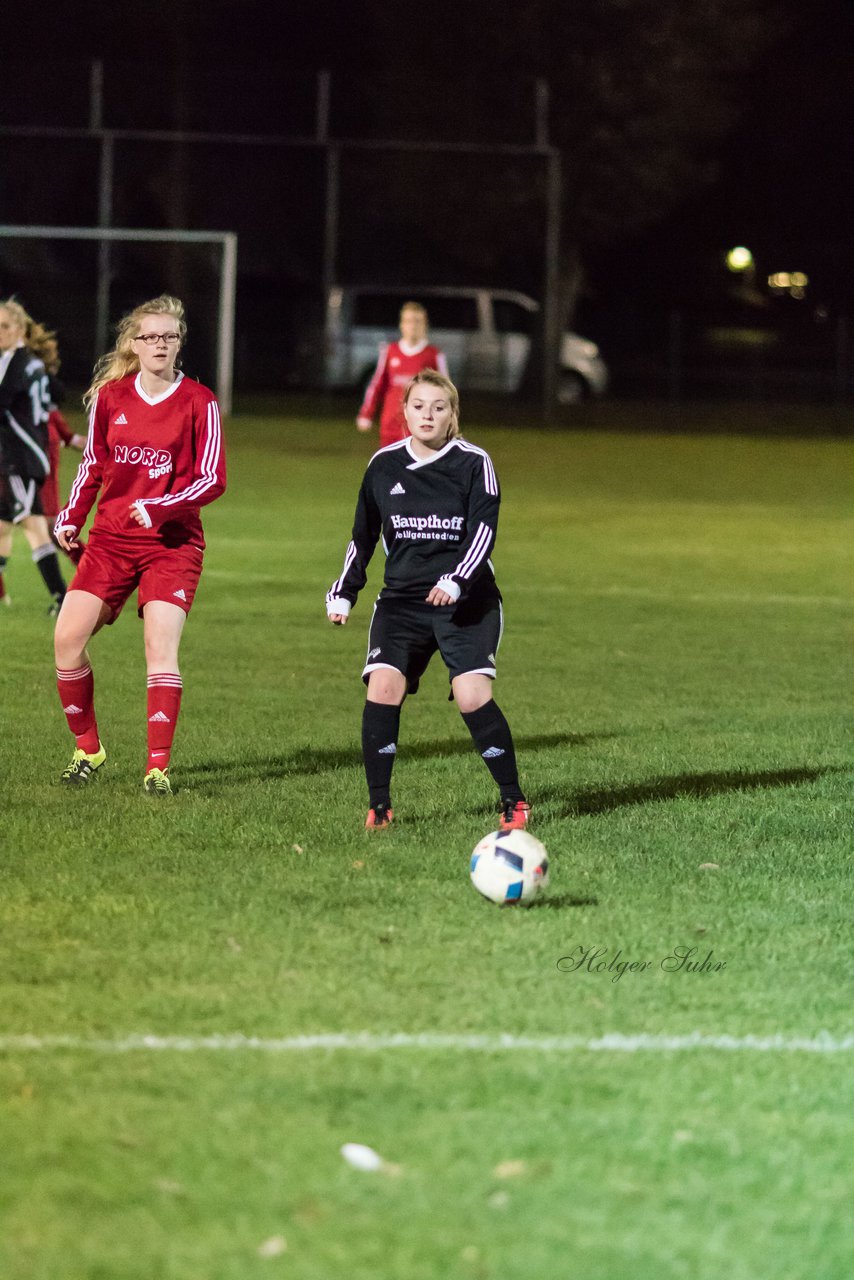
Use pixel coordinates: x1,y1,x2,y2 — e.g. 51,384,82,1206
470,829,549,905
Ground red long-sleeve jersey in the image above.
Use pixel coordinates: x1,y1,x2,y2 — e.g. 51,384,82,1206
56,372,226,549
358,340,448,445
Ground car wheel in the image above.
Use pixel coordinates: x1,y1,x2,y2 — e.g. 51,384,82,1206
557,371,587,405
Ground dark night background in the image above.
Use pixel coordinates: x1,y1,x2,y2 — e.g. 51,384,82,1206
2,0,853,402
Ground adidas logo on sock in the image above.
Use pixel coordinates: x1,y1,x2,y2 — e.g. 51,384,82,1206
482,746,505,759
389,482,406,495
63,703,83,714
148,711,171,723
173,588,187,600
114,413,128,425
378,743,397,755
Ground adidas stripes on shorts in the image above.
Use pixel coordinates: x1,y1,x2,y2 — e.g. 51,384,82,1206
362,594,503,693
68,527,204,622
0,473,45,523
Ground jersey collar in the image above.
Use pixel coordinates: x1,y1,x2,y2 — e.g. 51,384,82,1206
398,338,429,356
134,370,185,406
404,437,456,468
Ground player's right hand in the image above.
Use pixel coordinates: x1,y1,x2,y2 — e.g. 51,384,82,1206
55,525,79,552
328,613,348,626
355,416,373,431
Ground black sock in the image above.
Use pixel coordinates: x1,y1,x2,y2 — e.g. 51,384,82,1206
32,543,66,600
362,700,401,808
461,700,525,803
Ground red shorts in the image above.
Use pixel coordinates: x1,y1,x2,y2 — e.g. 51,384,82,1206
41,435,62,518
69,529,204,622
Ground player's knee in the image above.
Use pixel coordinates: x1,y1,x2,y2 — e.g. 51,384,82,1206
366,670,406,705
452,676,493,714
54,613,83,664
144,634,178,669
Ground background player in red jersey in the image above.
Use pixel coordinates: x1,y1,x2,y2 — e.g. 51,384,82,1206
0,300,70,613
330,369,530,831
356,301,449,447
42,354,86,563
53,295,226,795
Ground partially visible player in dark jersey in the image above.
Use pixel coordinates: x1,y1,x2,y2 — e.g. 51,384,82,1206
0,300,70,613
328,368,530,831
53,294,226,796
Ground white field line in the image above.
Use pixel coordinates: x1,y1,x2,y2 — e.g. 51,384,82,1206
0,1032,852,1054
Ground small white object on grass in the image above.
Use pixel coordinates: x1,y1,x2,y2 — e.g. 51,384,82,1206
257,1236,287,1257
340,1142,385,1172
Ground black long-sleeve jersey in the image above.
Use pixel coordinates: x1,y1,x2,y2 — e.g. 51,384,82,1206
327,436,502,609
0,346,50,481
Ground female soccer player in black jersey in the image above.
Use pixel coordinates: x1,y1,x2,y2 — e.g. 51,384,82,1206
326,369,530,830
0,300,68,613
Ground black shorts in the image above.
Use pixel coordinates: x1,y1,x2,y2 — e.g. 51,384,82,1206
362,594,504,693
0,474,44,524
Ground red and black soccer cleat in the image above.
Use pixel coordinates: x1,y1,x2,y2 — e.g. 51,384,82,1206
365,803,393,830
498,800,531,832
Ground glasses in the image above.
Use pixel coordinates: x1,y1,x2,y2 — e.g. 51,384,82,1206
134,332,180,346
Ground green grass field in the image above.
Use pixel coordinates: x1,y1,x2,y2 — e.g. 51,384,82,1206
2,403,852,1279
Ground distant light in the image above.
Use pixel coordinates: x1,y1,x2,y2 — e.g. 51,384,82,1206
726,246,754,272
768,270,809,299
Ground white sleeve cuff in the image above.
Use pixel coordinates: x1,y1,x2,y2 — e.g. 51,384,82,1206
434,576,462,602
326,597,351,618
133,501,153,529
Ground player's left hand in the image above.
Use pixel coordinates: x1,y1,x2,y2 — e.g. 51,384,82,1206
426,586,455,607
129,504,147,526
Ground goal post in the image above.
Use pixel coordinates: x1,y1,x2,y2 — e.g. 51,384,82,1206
0,225,237,416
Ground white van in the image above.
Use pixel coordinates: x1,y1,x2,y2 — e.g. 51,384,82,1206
323,285,608,404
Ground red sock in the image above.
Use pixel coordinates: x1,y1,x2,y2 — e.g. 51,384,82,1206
56,665,100,754
147,673,183,772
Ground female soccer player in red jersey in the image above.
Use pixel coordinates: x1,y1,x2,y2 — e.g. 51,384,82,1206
53,295,226,795
329,369,530,831
0,300,70,612
356,302,449,448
